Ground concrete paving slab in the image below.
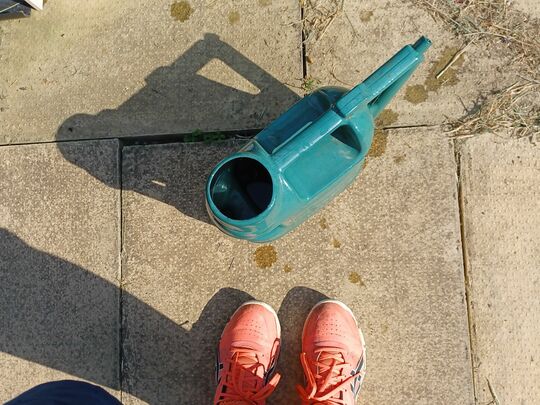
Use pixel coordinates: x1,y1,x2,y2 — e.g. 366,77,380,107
0,141,121,401
0,0,301,145
458,134,540,405
121,129,474,404
303,0,514,127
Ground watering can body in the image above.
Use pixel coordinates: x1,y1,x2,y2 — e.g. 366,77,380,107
206,37,431,242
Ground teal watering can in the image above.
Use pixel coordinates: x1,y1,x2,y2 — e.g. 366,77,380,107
206,36,431,242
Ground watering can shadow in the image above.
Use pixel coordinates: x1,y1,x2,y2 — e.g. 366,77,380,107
206,37,432,242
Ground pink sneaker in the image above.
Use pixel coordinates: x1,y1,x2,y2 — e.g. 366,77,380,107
297,300,366,405
214,301,281,405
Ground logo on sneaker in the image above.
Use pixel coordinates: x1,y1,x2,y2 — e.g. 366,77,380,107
215,346,224,383
349,356,365,395
264,340,280,384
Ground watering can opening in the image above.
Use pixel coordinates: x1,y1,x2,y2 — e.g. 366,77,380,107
209,157,273,221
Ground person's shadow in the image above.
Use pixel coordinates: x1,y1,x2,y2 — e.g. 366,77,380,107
55,33,300,223
0,228,327,404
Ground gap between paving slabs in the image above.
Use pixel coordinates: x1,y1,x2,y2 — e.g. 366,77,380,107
453,137,479,402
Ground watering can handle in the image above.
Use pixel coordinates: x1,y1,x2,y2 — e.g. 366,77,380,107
336,36,431,117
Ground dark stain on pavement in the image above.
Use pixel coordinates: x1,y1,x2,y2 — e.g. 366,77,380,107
254,245,277,268
171,1,193,22
348,271,365,286
359,10,373,22
375,108,399,127
404,84,428,104
393,154,406,164
367,131,388,158
405,46,464,104
426,46,464,90
319,217,329,230
228,11,240,25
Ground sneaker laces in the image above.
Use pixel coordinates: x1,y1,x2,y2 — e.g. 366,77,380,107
216,348,280,405
296,349,362,405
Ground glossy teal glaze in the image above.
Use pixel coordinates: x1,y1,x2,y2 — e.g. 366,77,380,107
206,37,431,242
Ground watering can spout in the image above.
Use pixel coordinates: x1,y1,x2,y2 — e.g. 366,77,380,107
335,36,431,118
412,36,431,53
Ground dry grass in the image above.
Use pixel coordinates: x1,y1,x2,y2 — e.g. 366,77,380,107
302,0,351,47
447,80,540,139
487,378,501,405
300,0,540,138
419,0,540,76
419,0,540,138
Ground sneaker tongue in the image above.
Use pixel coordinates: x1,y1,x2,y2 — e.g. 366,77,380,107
225,348,265,396
319,350,345,369
232,346,265,379
235,352,258,367
317,351,346,399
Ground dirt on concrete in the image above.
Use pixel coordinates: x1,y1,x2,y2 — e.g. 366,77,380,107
405,46,464,105
170,1,193,22
254,245,277,269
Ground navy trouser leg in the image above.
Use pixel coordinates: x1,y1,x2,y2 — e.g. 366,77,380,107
5,380,121,405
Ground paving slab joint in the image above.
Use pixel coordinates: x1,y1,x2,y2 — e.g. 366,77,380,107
453,138,479,403
300,2,307,80
118,140,125,404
